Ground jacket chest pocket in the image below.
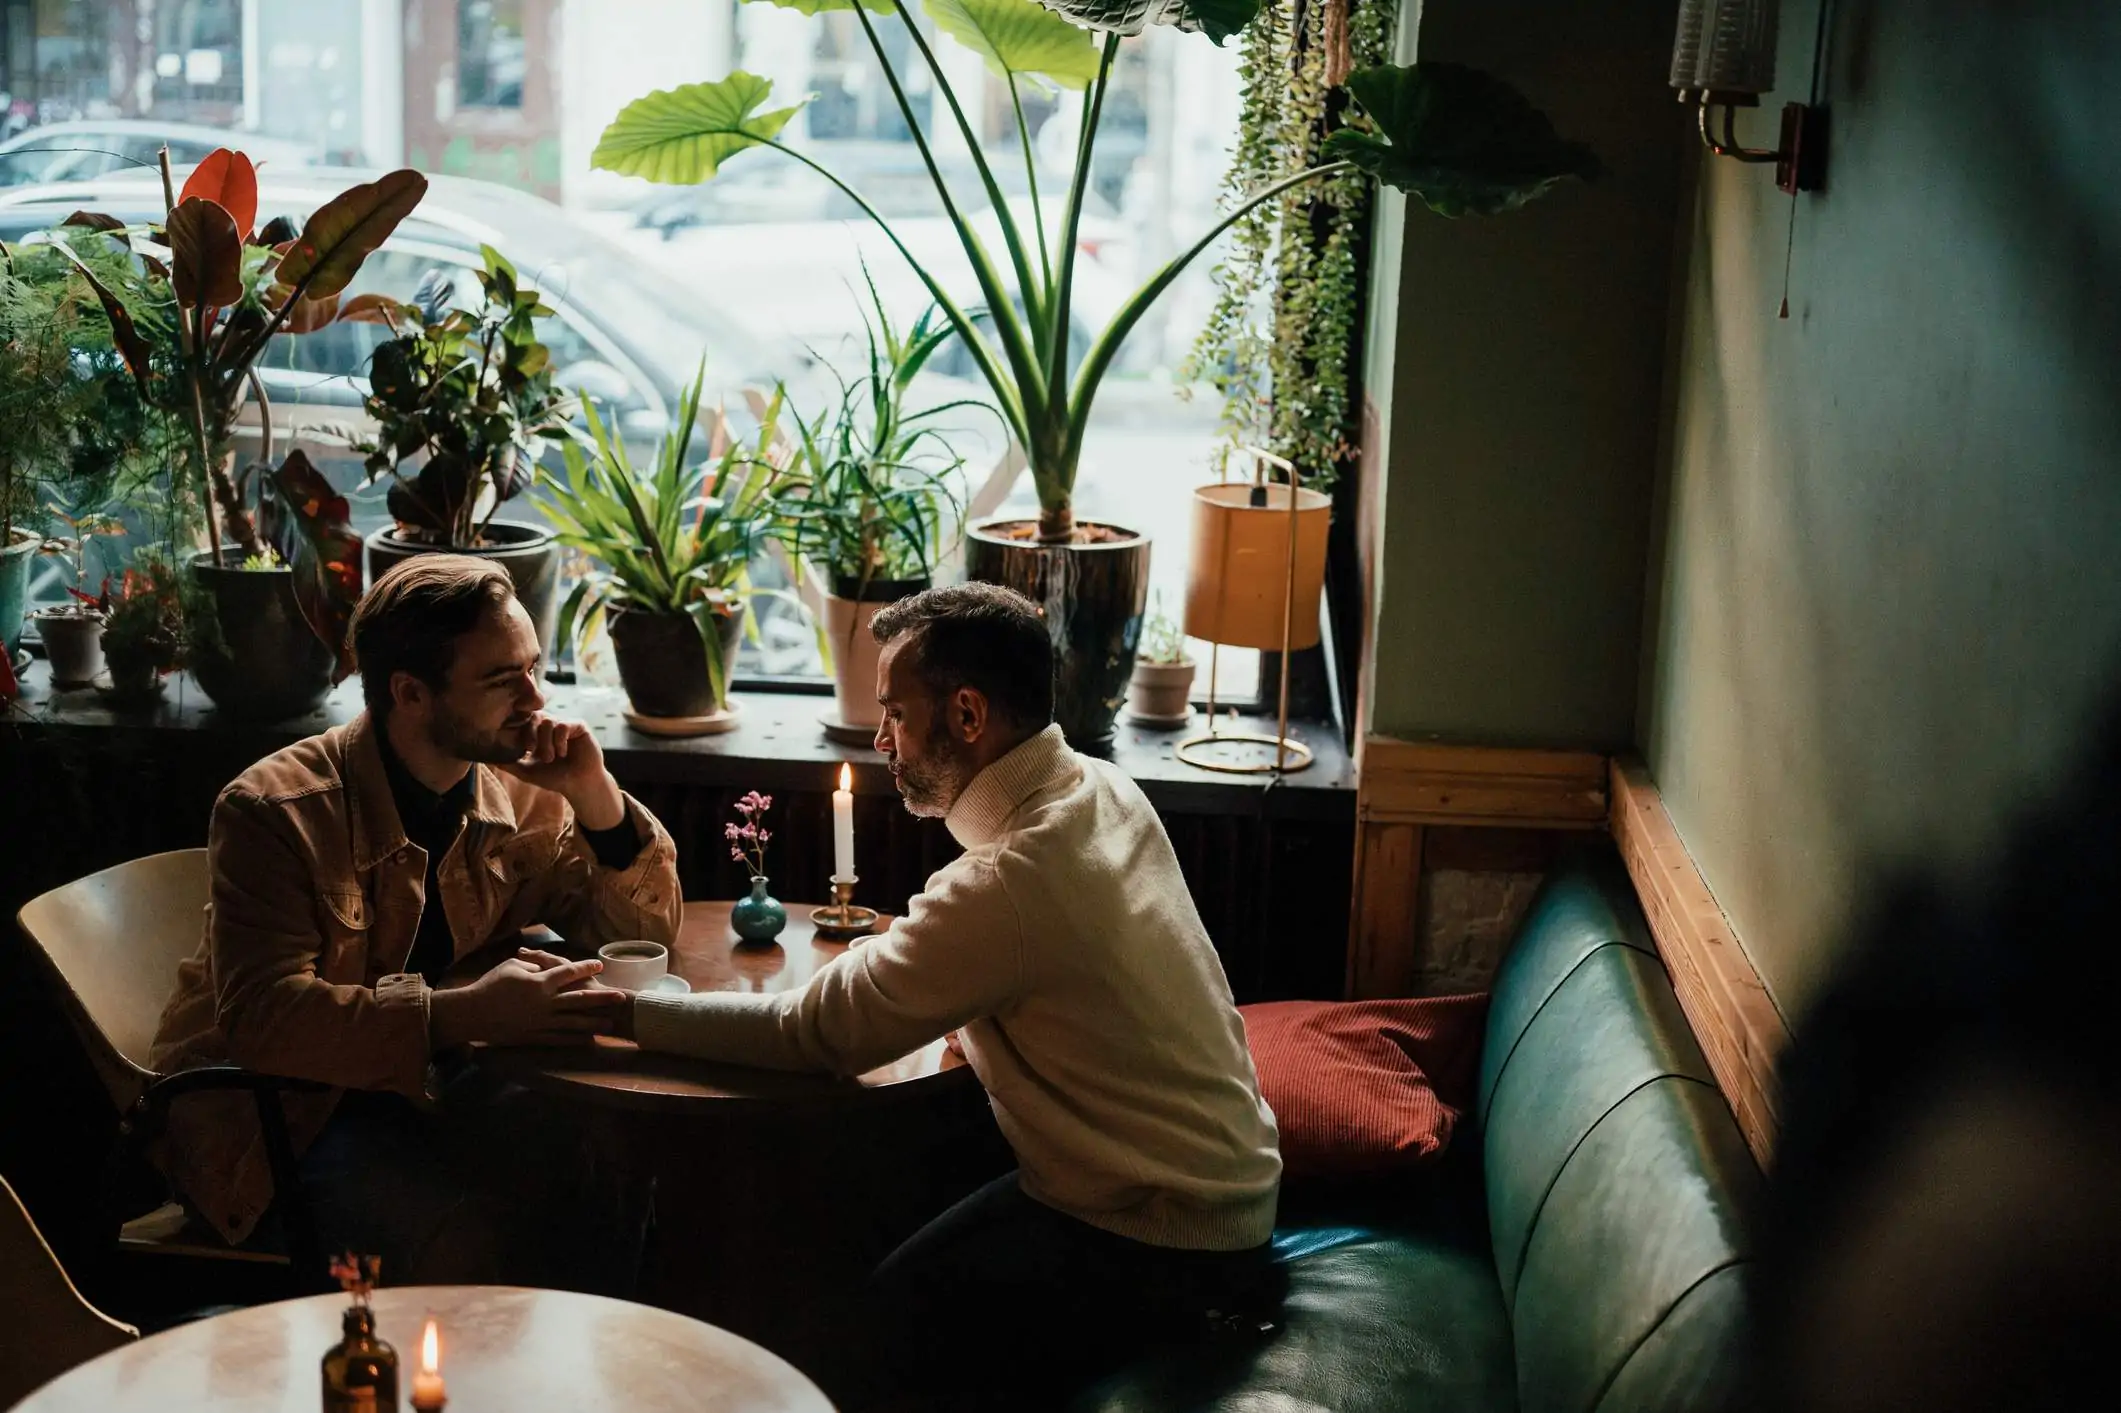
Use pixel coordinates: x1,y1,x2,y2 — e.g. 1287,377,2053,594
319,887,373,978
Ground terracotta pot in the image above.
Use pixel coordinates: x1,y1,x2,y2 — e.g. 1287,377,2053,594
33,607,107,687
1,529,39,657
364,519,563,655
824,575,928,729
1126,658,1196,721
608,605,744,719
188,551,337,720
963,518,1151,754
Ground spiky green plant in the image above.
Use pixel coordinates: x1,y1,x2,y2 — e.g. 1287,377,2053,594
542,364,799,708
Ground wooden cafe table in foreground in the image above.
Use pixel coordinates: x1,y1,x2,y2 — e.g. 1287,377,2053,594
13,1285,832,1412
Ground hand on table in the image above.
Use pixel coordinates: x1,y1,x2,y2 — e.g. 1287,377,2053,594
429,948,629,1049
495,713,627,831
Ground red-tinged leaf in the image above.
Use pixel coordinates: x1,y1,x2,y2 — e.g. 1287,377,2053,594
273,169,427,304
166,196,243,309
50,244,152,390
179,148,259,240
281,294,340,335
260,449,363,680
61,210,125,233
337,292,412,327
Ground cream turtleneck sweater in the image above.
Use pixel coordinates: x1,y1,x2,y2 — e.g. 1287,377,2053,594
633,724,1281,1250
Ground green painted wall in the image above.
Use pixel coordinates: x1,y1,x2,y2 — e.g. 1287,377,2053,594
1643,0,2121,1018
1365,0,1682,748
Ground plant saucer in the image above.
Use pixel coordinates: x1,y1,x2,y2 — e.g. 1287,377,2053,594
623,703,740,737
818,710,877,747
1123,705,1194,731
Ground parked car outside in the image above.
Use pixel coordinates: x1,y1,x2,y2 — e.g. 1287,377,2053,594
590,140,1134,385
0,120,323,188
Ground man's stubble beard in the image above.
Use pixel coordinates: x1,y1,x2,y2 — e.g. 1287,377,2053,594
896,720,977,818
428,702,530,767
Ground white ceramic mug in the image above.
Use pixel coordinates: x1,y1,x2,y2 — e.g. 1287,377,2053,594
597,940,669,992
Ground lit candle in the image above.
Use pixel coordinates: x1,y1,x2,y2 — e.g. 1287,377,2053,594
832,763,856,881
411,1316,446,1411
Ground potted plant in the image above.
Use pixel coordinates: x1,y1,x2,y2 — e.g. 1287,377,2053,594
29,506,125,686
0,239,155,661
540,365,795,734
593,3,1595,749
778,279,970,737
94,552,187,701
350,247,578,650
1124,593,1194,726
56,148,425,718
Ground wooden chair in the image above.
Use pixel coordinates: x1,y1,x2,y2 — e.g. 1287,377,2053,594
14,850,328,1291
0,1172,136,1407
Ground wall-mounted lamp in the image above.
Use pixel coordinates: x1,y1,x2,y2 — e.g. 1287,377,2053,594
1670,0,1823,193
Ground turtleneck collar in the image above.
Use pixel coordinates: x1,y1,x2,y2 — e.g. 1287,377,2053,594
945,724,1076,850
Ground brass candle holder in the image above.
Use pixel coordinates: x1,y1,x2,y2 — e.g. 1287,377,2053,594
809,875,879,938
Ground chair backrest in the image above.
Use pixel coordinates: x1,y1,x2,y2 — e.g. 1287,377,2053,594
0,1173,137,1406
16,849,210,1107
1478,842,1760,1413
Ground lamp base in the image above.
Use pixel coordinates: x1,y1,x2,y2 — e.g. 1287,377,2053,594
1174,730,1314,775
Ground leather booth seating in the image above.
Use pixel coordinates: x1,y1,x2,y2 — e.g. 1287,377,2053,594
1080,844,1760,1413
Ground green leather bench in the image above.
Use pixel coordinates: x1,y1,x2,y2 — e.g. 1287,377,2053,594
1081,843,1761,1413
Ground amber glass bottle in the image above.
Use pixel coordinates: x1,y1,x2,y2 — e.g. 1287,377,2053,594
321,1303,399,1412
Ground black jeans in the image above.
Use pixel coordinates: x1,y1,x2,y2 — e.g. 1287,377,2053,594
279,1065,649,1295
844,1171,1278,1411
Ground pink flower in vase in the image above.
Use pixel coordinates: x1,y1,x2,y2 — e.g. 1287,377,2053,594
728,792,773,877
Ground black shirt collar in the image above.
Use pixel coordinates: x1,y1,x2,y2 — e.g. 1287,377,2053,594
376,723,475,849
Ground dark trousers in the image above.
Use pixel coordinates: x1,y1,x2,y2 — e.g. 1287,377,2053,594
842,1171,1279,1411
282,1066,649,1295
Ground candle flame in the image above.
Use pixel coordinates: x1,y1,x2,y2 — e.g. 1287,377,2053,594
421,1318,440,1374
838,763,852,792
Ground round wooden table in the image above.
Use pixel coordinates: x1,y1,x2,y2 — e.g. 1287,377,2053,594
12,1286,832,1412
484,900,970,1111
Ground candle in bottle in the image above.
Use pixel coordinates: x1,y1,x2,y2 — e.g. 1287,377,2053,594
410,1317,446,1411
832,763,856,880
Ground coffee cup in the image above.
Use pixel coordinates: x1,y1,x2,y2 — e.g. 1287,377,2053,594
596,940,669,992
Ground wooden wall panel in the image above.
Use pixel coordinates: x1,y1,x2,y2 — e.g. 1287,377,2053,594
1609,757,1788,1167
1347,737,1605,998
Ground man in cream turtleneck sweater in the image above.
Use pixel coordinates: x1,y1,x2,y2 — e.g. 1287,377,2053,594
614,582,1281,1406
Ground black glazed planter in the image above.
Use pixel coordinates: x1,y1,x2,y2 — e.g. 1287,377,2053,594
608,605,745,720
963,518,1151,754
364,519,563,654
187,551,337,720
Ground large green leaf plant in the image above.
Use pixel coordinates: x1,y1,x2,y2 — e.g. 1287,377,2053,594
595,0,1597,543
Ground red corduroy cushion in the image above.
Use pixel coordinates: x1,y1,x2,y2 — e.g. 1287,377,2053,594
1240,995,1490,1179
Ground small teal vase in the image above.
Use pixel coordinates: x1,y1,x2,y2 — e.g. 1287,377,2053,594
731,876,787,945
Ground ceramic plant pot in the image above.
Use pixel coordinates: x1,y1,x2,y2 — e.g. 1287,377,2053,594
1125,658,1196,724
188,551,336,720
364,519,563,654
730,876,787,945
1,530,39,657
608,605,744,720
32,607,107,687
963,518,1150,755
823,575,928,731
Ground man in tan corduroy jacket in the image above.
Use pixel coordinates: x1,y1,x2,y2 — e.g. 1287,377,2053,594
148,556,679,1285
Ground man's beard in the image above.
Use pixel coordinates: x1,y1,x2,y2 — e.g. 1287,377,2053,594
895,721,976,818
428,702,532,766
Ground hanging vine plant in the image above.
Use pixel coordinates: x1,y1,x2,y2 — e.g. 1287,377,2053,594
1184,0,1394,493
